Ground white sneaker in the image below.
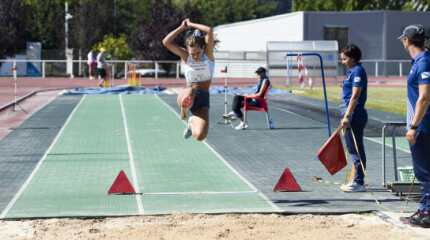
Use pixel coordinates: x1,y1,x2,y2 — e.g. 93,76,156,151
340,182,353,190
183,117,192,139
223,111,237,121
342,182,366,192
235,121,248,130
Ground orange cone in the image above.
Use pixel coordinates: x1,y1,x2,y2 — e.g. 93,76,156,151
274,168,301,192
108,170,135,194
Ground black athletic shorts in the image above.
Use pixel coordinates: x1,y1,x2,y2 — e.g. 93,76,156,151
97,68,106,78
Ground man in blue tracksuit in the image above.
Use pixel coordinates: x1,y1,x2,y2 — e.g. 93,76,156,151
397,24,430,228
338,44,368,192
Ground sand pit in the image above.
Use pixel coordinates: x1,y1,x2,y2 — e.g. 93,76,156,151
0,213,425,240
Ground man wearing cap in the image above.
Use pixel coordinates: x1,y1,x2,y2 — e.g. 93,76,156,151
397,24,430,228
224,67,271,130
97,47,107,88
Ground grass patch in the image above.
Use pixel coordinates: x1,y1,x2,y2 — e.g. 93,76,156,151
277,86,407,115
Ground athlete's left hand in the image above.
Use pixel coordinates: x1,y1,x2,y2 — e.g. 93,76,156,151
406,129,417,144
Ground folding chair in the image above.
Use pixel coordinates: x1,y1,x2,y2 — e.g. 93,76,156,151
243,85,272,130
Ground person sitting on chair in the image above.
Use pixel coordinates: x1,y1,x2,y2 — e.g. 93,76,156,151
224,67,271,130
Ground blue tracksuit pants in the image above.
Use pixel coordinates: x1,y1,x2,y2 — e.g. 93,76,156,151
409,131,430,212
344,109,368,186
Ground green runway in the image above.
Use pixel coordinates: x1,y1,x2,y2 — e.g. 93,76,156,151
4,95,275,218
367,136,410,153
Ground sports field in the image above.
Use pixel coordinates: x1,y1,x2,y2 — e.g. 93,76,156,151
0,90,427,239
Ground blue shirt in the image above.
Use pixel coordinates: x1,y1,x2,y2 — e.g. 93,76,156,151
339,63,367,115
407,51,430,133
254,77,271,95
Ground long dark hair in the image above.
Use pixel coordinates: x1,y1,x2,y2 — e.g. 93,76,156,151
185,30,206,49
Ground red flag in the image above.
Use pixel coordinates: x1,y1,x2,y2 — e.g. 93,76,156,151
317,130,347,175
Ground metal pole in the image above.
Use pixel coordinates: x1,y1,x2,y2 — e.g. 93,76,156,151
176,62,180,78
392,127,398,181
155,62,159,79
112,64,115,87
114,0,116,34
375,61,379,77
13,61,17,112
287,53,331,137
382,124,387,187
65,2,68,60
286,56,290,86
124,62,127,79
399,62,403,76
224,66,228,124
42,61,45,78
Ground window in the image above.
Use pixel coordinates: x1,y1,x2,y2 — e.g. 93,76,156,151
324,27,349,51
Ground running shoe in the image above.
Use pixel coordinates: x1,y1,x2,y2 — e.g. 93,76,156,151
235,121,248,130
399,209,421,224
342,182,366,192
183,117,192,139
340,182,353,190
420,211,430,228
180,96,192,120
405,210,425,227
223,111,237,121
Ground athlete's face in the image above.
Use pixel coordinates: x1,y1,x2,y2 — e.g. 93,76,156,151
401,37,410,53
188,46,203,62
340,53,356,69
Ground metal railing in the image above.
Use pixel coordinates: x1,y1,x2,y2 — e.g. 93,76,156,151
0,59,412,79
0,59,181,79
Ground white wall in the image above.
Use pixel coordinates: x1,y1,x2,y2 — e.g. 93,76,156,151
214,12,305,53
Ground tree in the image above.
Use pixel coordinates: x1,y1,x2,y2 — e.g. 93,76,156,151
189,0,277,27
23,0,65,50
0,0,32,59
93,33,134,60
68,0,116,55
115,0,152,37
130,0,201,64
294,0,411,11
402,0,430,11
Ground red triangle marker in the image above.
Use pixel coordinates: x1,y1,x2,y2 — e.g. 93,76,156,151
274,168,301,192
108,170,136,194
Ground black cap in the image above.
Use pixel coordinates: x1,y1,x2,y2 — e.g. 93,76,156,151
398,24,426,39
255,67,266,73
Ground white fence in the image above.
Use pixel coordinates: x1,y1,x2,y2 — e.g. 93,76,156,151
0,59,412,79
0,59,182,79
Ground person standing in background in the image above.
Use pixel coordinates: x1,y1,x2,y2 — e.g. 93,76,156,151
97,48,107,88
397,24,430,228
87,49,95,79
338,44,368,193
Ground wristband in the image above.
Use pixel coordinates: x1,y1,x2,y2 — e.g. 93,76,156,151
409,124,418,130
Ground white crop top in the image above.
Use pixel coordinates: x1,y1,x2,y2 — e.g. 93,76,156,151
184,53,215,82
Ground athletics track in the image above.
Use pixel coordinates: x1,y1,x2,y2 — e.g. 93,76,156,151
0,87,419,219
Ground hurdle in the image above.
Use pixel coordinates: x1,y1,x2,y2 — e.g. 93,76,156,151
286,53,331,137
103,66,110,88
127,64,141,87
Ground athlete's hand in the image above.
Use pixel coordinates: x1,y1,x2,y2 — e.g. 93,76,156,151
341,117,349,127
181,19,189,29
406,129,417,144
